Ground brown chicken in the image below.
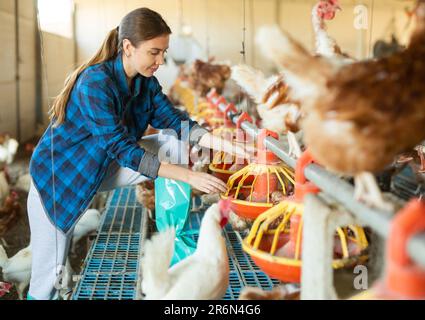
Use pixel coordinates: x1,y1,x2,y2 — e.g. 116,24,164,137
0,191,21,236
239,285,300,300
256,1,425,210
135,180,155,213
189,59,231,96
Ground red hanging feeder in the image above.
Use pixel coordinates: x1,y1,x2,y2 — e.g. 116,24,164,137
221,129,295,220
242,150,369,283
210,112,253,183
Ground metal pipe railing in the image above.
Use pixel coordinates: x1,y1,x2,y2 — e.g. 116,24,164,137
211,98,425,268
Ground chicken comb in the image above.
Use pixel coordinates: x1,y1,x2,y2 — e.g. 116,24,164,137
219,198,232,214
10,191,19,199
0,282,13,291
317,0,341,20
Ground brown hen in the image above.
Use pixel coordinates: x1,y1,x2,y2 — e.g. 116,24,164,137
257,1,425,210
0,191,21,236
189,59,231,96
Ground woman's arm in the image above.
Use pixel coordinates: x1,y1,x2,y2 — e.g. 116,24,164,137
198,132,254,160
158,162,227,194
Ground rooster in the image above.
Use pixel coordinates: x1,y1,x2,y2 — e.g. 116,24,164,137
0,191,21,236
140,200,231,300
256,0,425,211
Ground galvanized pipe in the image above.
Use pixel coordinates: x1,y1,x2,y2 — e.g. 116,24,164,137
233,116,425,268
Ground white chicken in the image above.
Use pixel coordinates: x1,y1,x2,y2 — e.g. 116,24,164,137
0,244,74,300
0,136,19,165
140,200,231,300
0,244,31,300
14,173,31,193
0,171,10,205
71,209,101,254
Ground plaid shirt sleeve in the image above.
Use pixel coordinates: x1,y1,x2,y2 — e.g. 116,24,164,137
149,77,209,146
77,81,161,179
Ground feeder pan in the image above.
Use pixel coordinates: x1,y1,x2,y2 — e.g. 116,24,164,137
242,150,369,283
210,113,254,183
352,199,425,300
242,200,369,283
191,101,211,117
221,129,295,220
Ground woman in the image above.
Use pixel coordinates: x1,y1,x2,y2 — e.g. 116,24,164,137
28,7,248,300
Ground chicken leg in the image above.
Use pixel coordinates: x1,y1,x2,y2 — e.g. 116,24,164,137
415,145,425,172
354,172,394,212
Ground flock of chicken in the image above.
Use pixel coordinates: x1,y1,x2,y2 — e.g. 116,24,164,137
140,0,425,300
2,0,425,301
233,0,425,212
0,134,103,299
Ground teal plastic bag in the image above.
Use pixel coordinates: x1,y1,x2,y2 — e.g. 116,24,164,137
155,177,198,266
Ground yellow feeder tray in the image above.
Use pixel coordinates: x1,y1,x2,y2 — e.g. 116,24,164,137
190,101,211,118
242,200,370,283
221,130,296,220
209,151,250,183
212,126,236,139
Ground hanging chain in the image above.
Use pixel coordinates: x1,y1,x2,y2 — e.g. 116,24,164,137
368,0,375,58
35,3,60,284
240,0,247,64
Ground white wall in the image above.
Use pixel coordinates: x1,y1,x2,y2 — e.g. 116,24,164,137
0,0,36,141
40,31,76,124
74,0,416,74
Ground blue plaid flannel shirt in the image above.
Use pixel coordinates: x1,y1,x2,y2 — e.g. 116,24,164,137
30,52,207,234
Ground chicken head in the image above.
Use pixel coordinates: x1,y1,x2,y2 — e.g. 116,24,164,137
317,0,341,20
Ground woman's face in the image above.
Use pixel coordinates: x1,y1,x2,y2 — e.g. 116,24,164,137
123,34,169,78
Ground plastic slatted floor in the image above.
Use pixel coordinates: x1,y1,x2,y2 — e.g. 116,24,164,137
186,207,280,300
73,187,279,300
72,187,146,300
391,166,425,201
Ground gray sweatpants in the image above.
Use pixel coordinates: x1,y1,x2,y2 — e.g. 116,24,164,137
27,134,188,300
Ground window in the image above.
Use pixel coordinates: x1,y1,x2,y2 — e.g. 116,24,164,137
37,0,74,38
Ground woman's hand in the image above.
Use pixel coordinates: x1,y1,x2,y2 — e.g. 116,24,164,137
198,132,255,161
158,163,227,194
188,171,228,194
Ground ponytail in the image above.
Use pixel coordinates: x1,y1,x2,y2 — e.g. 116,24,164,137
49,28,119,127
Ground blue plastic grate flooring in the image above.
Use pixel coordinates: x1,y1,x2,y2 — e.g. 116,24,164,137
391,166,425,201
73,187,279,300
72,187,146,300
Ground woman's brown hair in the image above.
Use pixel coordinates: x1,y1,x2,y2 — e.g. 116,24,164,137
49,7,171,126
